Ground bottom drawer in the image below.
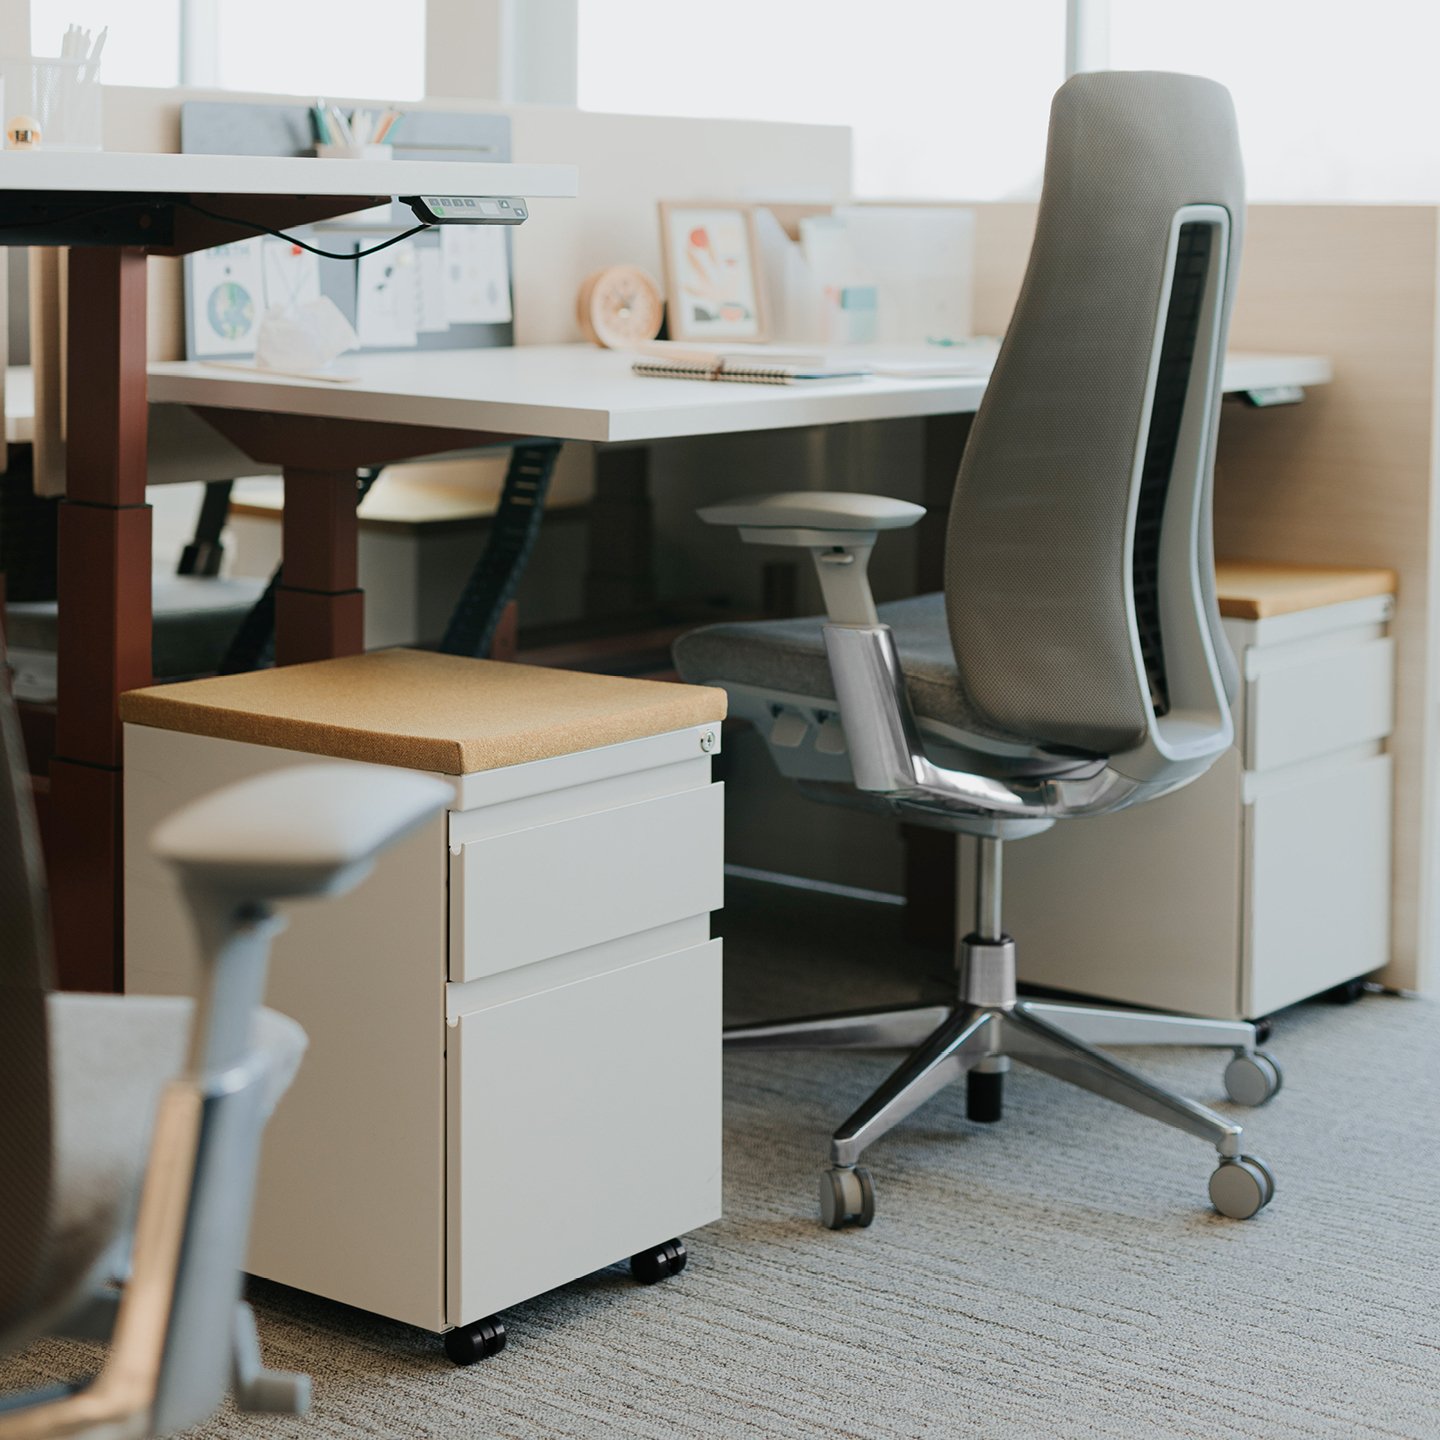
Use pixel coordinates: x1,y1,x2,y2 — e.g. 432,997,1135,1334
1246,753,1392,1016
446,938,722,1325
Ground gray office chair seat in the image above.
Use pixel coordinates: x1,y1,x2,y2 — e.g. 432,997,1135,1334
15,995,306,1356
677,594,1014,741
4,575,267,702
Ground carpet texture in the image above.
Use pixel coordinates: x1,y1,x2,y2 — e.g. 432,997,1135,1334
5,879,1438,1439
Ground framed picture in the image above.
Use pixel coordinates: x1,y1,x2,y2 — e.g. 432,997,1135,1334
658,202,767,343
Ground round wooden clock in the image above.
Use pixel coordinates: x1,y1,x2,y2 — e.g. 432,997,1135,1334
577,265,665,348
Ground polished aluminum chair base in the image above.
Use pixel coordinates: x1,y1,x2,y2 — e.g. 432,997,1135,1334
726,839,1281,1227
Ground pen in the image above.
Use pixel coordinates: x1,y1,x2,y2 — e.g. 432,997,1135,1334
84,26,107,82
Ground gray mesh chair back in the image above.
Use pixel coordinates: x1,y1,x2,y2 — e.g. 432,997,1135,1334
944,70,1244,769
0,643,54,1340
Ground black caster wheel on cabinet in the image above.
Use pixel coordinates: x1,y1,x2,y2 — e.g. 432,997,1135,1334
631,1238,688,1285
1252,1015,1275,1045
443,1315,507,1366
1323,977,1368,1005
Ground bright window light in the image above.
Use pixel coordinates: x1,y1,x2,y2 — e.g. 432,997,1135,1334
28,0,180,88
1108,0,1440,201
578,0,1067,200
210,0,424,99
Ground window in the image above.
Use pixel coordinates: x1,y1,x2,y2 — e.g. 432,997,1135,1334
1107,0,1440,201
578,0,1067,200
28,0,180,88
205,0,424,100
28,0,424,98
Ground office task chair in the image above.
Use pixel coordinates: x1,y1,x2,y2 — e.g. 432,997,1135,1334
675,71,1283,1228
1,456,264,703
0,658,449,1439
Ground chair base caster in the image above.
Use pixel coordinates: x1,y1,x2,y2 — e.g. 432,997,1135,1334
443,1315,507,1366
631,1238,688,1285
820,1165,875,1229
1224,1051,1283,1106
1209,1155,1276,1219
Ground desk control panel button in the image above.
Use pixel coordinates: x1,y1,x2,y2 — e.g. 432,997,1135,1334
405,194,528,225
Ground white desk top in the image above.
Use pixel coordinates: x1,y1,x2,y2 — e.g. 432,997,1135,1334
0,150,577,201
148,345,1334,446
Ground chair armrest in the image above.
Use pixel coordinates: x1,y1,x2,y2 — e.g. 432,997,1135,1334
697,491,925,626
153,762,453,902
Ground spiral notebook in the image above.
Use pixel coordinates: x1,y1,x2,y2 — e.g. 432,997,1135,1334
630,344,871,386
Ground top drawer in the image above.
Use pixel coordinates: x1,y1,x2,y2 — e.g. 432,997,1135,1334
1242,634,1394,773
449,783,724,983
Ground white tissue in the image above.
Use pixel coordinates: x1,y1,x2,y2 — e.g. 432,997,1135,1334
254,296,359,373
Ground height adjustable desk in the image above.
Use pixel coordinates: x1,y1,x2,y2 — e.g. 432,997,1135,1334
149,342,1331,626
149,342,1332,658
0,152,577,990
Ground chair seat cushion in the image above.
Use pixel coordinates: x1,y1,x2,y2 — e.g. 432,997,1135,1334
674,592,1007,739
5,574,265,688
19,994,305,1350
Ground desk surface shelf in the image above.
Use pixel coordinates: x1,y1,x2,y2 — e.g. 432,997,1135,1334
149,344,1334,444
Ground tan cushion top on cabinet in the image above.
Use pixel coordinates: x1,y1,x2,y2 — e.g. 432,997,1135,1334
1215,562,1396,620
119,649,727,775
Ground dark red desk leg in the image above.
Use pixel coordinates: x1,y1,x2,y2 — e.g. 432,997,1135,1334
276,467,364,666
50,247,152,993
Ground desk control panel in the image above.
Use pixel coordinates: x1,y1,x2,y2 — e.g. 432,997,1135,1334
1241,384,1306,407
405,195,528,225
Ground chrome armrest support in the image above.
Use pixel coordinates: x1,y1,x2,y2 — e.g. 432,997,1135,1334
699,491,924,626
698,495,1147,819
822,625,1141,821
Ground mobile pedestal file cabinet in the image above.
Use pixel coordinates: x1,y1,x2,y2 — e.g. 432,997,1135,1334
975,563,1397,1023
121,649,727,1364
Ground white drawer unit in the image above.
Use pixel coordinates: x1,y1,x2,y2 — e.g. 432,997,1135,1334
450,783,724,981
120,648,727,1365
979,565,1397,1022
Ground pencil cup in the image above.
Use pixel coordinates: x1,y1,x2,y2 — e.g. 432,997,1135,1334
0,56,102,149
314,142,393,161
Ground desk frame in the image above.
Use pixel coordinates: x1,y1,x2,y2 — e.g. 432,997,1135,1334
0,156,576,990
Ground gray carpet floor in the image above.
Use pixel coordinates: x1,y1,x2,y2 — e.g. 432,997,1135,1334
6,877,1440,1439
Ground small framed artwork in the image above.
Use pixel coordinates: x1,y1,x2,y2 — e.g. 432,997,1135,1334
658,202,767,343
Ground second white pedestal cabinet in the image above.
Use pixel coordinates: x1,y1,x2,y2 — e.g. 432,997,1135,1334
973,564,1396,1022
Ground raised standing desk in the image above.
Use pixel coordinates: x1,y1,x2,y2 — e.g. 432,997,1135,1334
152,342,1331,443
0,152,577,990
152,343,1333,617
149,342,1332,661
